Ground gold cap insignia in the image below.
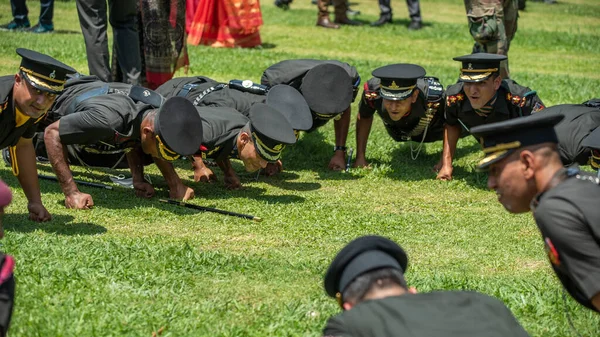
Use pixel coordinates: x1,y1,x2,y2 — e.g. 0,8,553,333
389,81,400,90
467,63,473,70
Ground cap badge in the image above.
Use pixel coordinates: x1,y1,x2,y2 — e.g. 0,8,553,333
389,81,400,90
143,90,150,97
273,144,283,152
49,70,56,79
467,63,473,70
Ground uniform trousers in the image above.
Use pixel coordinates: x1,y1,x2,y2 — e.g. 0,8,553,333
76,0,141,85
377,0,422,22
10,0,54,25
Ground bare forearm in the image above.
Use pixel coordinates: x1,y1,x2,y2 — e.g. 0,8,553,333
355,115,373,158
153,158,182,190
216,159,234,176
441,124,460,167
126,148,146,182
14,139,42,204
44,124,79,195
334,107,351,147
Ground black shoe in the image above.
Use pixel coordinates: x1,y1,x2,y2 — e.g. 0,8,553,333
371,13,392,26
274,0,292,9
408,20,422,30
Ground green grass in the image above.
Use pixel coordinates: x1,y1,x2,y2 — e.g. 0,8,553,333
1,0,600,335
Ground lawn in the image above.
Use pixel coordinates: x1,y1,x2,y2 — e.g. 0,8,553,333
1,0,600,336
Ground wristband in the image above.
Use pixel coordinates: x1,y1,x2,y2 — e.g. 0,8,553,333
333,146,347,152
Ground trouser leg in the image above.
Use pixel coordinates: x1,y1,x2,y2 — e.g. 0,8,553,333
378,0,392,15
39,0,54,25
406,0,421,22
109,0,141,85
76,0,111,82
11,0,29,23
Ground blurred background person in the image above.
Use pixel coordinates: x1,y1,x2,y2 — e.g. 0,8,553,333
0,0,54,33
187,0,262,48
76,0,142,85
371,0,422,30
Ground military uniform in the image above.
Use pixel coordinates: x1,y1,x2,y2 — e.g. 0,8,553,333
33,75,161,168
76,0,141,84
261,59,360,132
473,114,600,312
322,235,530,337
195,106,249,162
445,54,544,134
359,71,445,143
323,291,530,336
543,101,600,167
445,79,544,132
463,0,518,78
196,104,296,163
156,76,313,133
0,76,40,149
1,49,76,175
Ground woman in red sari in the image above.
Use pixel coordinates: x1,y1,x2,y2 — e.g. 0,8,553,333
187,0,263,48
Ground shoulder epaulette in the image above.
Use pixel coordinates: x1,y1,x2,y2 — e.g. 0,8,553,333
363,82,379,101
446,93,465,107
506,92,527,108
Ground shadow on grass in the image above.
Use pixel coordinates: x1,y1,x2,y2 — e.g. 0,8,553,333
3,213,107,235
378,140,489,189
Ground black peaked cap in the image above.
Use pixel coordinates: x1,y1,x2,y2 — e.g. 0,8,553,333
453,53,507,83
471,113,564,171
17,48,76,94
154,97,204,156
300,63,353,116
324,235,408,298
372,64,426,101
248,103,296,162
266,84,313,131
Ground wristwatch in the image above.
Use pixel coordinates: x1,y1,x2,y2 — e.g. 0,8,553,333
333,146,347,152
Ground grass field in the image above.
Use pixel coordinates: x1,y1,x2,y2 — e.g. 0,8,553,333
1,0,600,335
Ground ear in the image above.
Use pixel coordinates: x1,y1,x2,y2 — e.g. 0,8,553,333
408,287,418,294
14,73,22,86
239,131,250,145
519,150,536,179
410,89,419,103
493,76,502,91
142,125,154,136
342,302,354,311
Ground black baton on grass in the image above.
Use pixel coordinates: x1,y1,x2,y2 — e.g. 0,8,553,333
159,199,262,222
38,174,113,190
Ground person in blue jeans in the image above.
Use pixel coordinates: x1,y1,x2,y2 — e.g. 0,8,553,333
0,0,54,33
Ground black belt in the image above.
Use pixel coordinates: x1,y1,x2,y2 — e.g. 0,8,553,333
177,83,199,97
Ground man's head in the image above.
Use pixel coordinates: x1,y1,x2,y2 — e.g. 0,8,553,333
140,97,204,161
472,114,565,213
12,48,76,119
265,84,313,138
324,236,410,310
237,103,297,172
453,53,506,110
372,64,426,122
299,63,353,121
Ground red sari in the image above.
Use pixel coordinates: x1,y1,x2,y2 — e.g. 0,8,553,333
187,0,263,48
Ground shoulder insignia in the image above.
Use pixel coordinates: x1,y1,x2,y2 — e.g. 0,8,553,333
446,94,464,107
207,146,221,156
544,237,561,267
506,93,512,101
533,102,545,112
